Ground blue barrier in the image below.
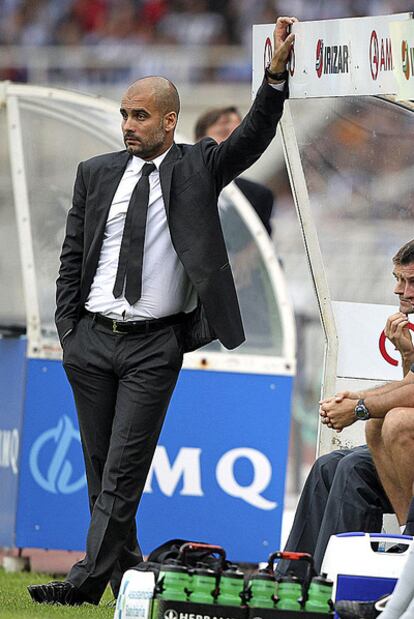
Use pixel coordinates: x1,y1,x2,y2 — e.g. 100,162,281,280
0,338,26,547
3,350,292,562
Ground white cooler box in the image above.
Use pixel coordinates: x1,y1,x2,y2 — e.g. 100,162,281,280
321,532,413,602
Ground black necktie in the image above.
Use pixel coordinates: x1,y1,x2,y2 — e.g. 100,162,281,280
113,162,156,304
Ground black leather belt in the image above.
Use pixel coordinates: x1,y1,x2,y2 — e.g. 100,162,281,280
84,310,186,335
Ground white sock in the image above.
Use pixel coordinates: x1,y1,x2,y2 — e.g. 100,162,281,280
401,525,406,534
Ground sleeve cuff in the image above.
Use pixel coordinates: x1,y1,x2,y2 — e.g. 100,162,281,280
269,82,286,92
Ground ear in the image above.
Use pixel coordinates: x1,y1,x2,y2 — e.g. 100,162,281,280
164,111,177,133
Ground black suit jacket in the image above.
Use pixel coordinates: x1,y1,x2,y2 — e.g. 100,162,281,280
55,80,286,352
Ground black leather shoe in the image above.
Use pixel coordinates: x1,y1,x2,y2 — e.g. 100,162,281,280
27,581,86,605
335,594,390,619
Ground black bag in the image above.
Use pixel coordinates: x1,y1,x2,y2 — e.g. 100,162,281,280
132,538,230,579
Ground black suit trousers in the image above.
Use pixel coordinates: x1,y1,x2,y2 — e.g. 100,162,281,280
62,315,183,604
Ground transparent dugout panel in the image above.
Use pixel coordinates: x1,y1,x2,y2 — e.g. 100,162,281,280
0,106,25,331
216,194,283,356
18,96,122,337
288,96,414,306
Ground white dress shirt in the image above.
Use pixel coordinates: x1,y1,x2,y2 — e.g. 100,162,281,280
85,148,197,320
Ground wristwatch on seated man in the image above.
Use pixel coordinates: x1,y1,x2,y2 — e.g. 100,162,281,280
354,399,371,420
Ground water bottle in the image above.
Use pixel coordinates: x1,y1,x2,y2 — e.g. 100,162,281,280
305,575,333,613
246,571,276,609
190,565,217,604
216,567,245,606
156,563,190,602
275,574,302,610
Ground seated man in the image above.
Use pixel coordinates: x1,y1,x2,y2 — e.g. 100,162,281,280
277,239,414,578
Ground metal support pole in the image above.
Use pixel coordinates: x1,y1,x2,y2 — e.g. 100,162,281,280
279,102,338,455
7,92,42,355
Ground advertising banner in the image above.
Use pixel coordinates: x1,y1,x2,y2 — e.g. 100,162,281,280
0,339,26,547
390,20,414,99
252,13,412,99
15,359,90,550
16,358,293,561
333,301,411,381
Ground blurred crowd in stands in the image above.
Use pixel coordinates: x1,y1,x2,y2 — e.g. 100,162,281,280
1,0,414,84
1,0,413,48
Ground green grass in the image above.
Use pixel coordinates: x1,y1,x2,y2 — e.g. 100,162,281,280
0,569,115,618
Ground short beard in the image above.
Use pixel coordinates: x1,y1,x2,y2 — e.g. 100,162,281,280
125,141,164,159
124,123,166,159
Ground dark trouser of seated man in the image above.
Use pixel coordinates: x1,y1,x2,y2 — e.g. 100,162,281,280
275,445,392,579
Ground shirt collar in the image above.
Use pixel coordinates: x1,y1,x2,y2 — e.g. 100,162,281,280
129,145,173,174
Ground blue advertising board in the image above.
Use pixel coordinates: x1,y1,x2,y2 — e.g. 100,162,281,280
16,358,293,562
140,368,293,561
16,358,89,549
0,338,27,547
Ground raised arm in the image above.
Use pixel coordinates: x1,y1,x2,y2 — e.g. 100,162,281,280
202,16,296,188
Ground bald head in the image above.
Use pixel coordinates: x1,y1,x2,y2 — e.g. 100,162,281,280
125,76,180,117
120,76,180,159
